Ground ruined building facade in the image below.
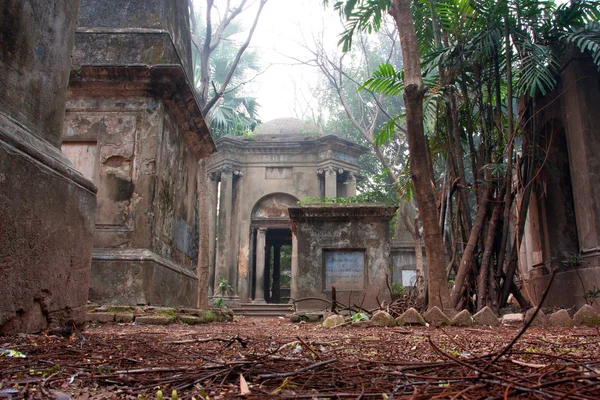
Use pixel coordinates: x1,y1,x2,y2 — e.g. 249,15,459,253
520,52,600,309
204,119,367,304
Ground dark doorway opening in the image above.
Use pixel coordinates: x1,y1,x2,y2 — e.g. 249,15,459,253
257,228,292,304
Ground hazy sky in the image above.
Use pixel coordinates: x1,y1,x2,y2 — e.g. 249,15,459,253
248,1,342,122
200,0,348,122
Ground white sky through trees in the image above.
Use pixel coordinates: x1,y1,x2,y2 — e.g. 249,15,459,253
194,0,345,123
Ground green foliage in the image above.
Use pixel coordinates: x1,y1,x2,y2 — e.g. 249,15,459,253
391,282,405,298
212,278,233,309
351,312,369,322
298,191,396,206
325,0,393,51
584,287,600,305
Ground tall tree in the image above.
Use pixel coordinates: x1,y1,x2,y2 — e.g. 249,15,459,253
328,0,452,309
189,0,268,117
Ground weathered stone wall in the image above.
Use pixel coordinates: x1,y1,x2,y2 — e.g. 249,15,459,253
63,84,205,307
289,205,397,310
0,0,97,333
74,0,194,79
519,52,600,309
60,0,215,308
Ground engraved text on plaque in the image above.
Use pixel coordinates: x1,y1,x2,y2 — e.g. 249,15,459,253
324,250,365,290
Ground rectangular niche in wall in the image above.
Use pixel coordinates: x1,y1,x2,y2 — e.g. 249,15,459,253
323,250,365,291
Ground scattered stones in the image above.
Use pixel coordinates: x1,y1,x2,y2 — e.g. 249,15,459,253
549,309,574,328
114,313,134,323
135,316,175,325
451,310,473,327
573,304,600,326
289,314,302,323
501,313,524,328
524,307,549,327
473,307,500,327
305,313,323,323
322,314,345,328
86,312,114,323
396,308,426,326
423,307,451,327
370,311,396,327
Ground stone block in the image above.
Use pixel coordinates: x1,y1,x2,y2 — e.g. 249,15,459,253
573,304,600,326
322,314,345,328
549,309,574,327
396,308,426,326
501,313,524,328
86,312,115,323
135,316,176,325
114,313,134,323
179,315,202,325
370,311,397,327
451,310,473,327
473,307,500,327
423,307,451,327
524,307,549,327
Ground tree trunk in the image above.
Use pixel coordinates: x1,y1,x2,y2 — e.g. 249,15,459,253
389,0,450,310
477,185,505,310
451,184,493,309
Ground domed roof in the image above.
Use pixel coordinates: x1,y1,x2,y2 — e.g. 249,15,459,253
254,118,320,136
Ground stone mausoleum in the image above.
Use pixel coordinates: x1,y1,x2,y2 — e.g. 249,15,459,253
204,118,369,305
60,0,216,308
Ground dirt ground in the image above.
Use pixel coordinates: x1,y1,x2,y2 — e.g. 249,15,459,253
1,318,599,399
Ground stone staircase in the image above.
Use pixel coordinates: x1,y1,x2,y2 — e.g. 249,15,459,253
232,303,293,317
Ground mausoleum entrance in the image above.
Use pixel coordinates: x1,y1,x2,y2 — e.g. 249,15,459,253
250,228,293,304
250,193,298,304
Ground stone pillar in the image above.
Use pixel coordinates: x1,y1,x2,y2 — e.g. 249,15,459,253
272,244,281,303
254,228,267,303
290,232,299,303
207,173,219,297
347,172,357,197
214,168,233,294
265,244,272,303
325,166,337,198
0,0,97,334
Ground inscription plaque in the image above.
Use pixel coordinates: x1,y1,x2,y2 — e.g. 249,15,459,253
324,250,365,290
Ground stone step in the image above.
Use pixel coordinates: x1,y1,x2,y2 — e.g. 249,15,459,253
232,303,292,317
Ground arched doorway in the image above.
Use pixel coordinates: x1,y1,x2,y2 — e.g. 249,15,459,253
250,193,298,303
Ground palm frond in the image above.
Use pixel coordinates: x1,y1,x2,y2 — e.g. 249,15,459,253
359,63,404,96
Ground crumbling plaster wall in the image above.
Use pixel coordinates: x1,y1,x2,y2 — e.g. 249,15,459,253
62,94,200,306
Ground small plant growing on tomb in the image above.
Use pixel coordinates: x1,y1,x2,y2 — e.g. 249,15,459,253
213,278,233,309
564,253,584,268
391,283,405,299
584,286,600,305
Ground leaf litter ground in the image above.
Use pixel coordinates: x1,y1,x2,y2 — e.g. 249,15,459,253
1,318,600,399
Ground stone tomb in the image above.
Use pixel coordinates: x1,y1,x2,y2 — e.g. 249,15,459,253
288,204,397,310
61,0,215,308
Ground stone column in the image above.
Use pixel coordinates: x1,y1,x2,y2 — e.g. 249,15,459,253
347,172,357,197
265,244,272,303
214,168,233,295
325,166,337,198
254,228,267,303
272,244,281,303
207,173,219,297
289,232,299,303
